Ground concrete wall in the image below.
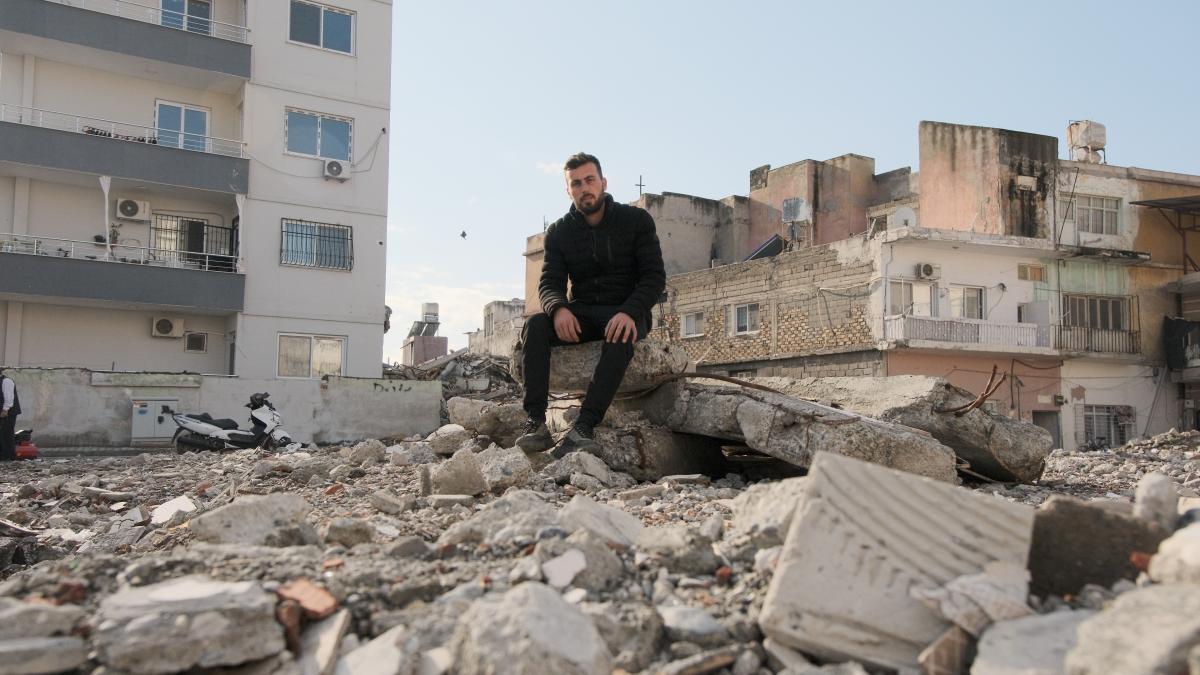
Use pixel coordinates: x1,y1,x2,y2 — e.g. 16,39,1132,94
468,317,522,359
635,192,723,275
1060,361,1175,450
747,161,813,260
885,351,1062,424
523,233,546,314
401,335,448,366
698,349,885,379
4,367,441,446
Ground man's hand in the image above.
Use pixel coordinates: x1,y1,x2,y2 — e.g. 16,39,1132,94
605,312,638,344
0,410,7,419
553,307,582,342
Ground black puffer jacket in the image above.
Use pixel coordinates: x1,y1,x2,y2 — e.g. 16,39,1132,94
539,195,666,326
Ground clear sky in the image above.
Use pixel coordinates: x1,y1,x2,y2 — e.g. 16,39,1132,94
383,0,1200,362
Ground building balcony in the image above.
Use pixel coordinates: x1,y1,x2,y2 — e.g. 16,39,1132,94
0,104,248,193
0,232,243,313
884,315,1141,356
0,0,250,86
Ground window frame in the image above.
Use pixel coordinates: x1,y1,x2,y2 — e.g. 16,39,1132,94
1017,263,1047,282
1062,194,1121,236
284,107,354,161
287,0,356,55
277,333,346,379
732,303,760,336
154,99,210,152
888,280,936,317
948,285,985,320
1062,294,1129,331
1082,404,1134,448
280,218,355,271
184,331,208,353
682,311,705,338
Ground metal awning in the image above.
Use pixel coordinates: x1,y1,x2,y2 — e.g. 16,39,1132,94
1131,195,1200,271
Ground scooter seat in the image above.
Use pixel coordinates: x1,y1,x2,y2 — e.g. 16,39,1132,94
192,413,240,430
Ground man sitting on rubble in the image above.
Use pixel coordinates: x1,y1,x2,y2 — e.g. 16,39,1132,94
515,152,666,458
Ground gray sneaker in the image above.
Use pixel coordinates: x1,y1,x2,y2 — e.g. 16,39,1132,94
550,423,600,459
515,417,553,452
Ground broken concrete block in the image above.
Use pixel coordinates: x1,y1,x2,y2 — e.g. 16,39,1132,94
636,525,719,575
450,582,612,675
753,375,1052,483
1149,522,1200,584
911,561,1033,637
511,339,689,394
389,442,438,466
431,448,488,496
278,578,338,621
537,530,624,592
369,490,414,516
658,605,728,648
346,439,386,465
447,397,489,430
0,598,85,639
1134,472,1179,534
580,602,663,673
559,494,643,548
439,490,561,546
0,636,89,675
1065,585,1200,675
1029,496,1168,598
95,575,285,673
541,548,587,589
475,445,532,493
545,451,619,487
759,452,1034,672
297,609,350,675
150,495,197,526
333,624,419,675
322,518,374,548
725,476,807,559
190,493,319,547
592,423,728,482
476,402,526,447
655,644,742,675
426,424,473,456
972,609,1093,675
630,381,958,481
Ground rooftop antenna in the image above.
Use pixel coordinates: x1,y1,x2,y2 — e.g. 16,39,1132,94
636,175,645,196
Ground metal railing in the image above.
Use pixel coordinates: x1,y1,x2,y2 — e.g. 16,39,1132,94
1055,326,1140,354
885,315,1050,348
0,103,245,158
42,0,250,43
0,232,239,273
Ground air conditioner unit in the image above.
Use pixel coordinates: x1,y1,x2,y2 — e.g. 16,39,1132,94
116,198,151,222
323,159,348,182
1185,399,1196,410
915,262,941,280
151,316,184,338
1053,394,1067,406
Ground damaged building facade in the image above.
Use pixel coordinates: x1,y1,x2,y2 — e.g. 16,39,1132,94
524,121,1200,451
0,0,391,379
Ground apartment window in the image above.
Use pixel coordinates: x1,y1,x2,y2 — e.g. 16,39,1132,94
1017,264,1047,282
280,219,354,270
729,369,758,378
888,280,935,317
948,286,985,320
290,0,355,54
184,332,208,353
286,109,352,161
683,312,705,338
161,0,211,35
1063,195,1121,235
156,100,209,152
278,334,345,378
731,303,760,335
1082,404,1134,448
1063,294,1128,331
151,215,236,271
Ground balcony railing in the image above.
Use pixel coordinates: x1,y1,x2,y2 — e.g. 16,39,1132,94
42,0,250,43
885,315,1050,348
0,103,245,158
1055,325,1140,354
885,315,1142,355
0,232,239,273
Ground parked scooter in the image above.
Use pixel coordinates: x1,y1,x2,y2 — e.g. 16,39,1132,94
172,392,300,453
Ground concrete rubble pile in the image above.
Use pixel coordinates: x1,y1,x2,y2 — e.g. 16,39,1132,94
5,356,1200,673
386,348,520,401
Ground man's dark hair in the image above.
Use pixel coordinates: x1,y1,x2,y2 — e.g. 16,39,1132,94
564,152,602,178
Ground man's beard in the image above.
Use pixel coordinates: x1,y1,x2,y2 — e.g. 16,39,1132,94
576,193,604,215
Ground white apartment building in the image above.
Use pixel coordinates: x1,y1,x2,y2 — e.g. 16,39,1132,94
0,0,391,379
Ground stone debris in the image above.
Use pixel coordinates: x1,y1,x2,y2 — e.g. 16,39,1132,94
2,403,1200,674
753,375,1053,483
1133,471,1180,534
629,380,959,481
511,339,690,394
1065,584,1200,675
430,448,488,496
759,452,1034,672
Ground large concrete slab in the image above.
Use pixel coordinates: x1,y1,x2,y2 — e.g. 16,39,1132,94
759,453,1034,672
753,375,1052,483
511,339,688,394
628,380,958,481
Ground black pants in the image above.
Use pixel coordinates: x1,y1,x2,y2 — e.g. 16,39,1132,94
0,413,15,462
521,303,647,428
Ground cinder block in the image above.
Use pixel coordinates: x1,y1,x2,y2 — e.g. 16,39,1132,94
759,453,1034,672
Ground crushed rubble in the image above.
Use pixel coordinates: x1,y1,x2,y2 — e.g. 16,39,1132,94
4,383,1200,674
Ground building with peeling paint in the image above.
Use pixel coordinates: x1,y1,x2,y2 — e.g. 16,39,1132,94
0,0,391,379
524,120,1200,451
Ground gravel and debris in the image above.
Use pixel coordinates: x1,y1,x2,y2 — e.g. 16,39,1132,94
2,417,1200,674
